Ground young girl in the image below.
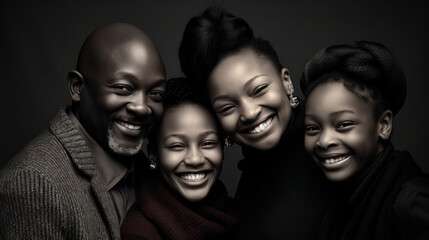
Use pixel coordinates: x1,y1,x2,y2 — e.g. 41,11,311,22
301,41,429,239
179,7,330,239
120,78,235,240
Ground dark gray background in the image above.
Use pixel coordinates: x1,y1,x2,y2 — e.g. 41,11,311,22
1,0,428,196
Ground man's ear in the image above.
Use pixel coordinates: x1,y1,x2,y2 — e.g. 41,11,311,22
378,110,393,140
281,68,294,95
68,70,84,102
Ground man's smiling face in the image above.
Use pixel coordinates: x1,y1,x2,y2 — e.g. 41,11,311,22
76,29,166,156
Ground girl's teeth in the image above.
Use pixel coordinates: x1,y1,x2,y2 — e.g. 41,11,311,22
180,173,207,182
249,118,272,134
323,155,349,164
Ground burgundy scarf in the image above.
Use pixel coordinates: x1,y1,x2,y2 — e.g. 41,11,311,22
121,171,236,240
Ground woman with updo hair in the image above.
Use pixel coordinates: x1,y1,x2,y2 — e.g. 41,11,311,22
301,41,429,239
179,7,331,239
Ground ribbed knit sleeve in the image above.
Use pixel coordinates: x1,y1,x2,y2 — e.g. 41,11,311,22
0,108,117,239
0,168,74,239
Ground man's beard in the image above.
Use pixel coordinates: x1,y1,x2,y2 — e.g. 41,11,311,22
106,122,144,156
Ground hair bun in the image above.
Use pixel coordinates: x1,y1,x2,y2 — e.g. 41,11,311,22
179,7,254,84
300,41,407,115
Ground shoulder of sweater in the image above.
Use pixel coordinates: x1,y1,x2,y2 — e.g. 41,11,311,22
0,127,77,185
393,173,429,238
0,137,71,208
394,173,429,209
0,128,88,215
1,107,92,176
0,109,84,192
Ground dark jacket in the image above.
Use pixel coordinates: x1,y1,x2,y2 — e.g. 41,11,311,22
233,104,332,240
319,143,429,240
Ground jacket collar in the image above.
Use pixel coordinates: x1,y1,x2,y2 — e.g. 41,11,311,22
49,107,121,239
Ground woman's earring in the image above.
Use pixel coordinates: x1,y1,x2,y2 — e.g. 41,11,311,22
288,88,299,108
148,145,157,170
224,136,234,147
149,162,157,170
149,159,156,170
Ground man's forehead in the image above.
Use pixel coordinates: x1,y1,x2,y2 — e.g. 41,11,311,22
78,23,157,62
78,23,165,78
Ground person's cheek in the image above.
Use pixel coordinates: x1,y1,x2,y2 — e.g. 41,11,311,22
220,116,237,136
150,102,164,119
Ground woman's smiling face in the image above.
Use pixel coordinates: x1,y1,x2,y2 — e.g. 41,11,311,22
304,81,384,182
157,103,223,202
208,48,293,151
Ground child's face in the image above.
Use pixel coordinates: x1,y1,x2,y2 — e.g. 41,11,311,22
157,103,223,202
304,81,382,182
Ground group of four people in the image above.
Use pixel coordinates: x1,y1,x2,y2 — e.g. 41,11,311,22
1,6,428,240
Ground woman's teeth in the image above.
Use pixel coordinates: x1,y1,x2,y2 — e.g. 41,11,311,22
249,117,272,134
323,154,349,164
180,172,207,182
117,121,142,130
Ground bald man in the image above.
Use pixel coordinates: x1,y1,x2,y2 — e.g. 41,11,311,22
0,23,166,239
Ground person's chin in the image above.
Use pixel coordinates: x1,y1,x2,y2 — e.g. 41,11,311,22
107,131,144,156
244,131,281,151
323,168,354,182
174,176,214,202
179,187,211,202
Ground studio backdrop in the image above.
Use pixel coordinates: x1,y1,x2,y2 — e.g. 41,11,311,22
1,0,428,196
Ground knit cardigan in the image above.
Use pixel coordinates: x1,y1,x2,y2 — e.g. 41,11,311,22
0,107,121,239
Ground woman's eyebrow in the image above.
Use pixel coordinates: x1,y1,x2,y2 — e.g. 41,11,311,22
243,74,267,90
330,110,356,119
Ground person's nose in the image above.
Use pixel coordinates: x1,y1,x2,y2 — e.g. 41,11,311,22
316,129,338,149
184,145,205,167
239,99,261,123
126,91,152,116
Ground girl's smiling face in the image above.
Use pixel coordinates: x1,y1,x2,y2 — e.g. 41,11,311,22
208,48,293,151
304,81,388,182
157,103,223,202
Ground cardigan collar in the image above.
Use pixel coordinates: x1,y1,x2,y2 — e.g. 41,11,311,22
49,106,121,240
